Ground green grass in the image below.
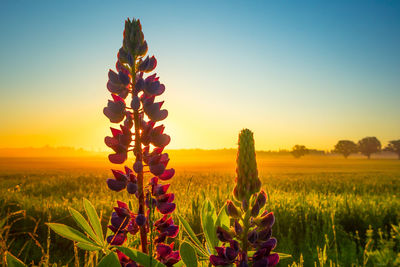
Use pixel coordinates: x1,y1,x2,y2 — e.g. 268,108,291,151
0,155,399,266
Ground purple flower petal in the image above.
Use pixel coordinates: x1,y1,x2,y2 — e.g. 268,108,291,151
159,168,175,180
107,179,126,191
267,253,279,266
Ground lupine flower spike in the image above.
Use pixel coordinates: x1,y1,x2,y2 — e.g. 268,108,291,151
104,18,179,266
210,129,279,266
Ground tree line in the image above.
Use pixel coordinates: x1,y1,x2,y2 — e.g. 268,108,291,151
291,138,400,159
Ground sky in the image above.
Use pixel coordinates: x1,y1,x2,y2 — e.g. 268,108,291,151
0,0,399,151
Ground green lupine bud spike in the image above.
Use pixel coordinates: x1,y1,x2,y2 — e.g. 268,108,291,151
234,129,261,201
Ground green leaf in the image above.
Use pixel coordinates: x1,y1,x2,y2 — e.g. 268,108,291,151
47,223,95,245
177,214,208,257
69,207,103,245
5,251,27,267
216,203,229,229
76,242,102,251
180,242,198,267
97,251,121,267
215,204,230,246
173,261,184,267
117,246,166,267
277,252,292,259
0,217,6,229
83,198,104,246
201,200,217,255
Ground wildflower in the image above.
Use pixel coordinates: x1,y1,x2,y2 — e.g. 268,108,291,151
154,215,179,243
138,56,157,73
103,94,126,123
209,240,239,266
107,69,131,99
106,201,138,245
156,243,180,266
104,17,179,259
104,126,131,164
234,129,261,202
210,129,279,266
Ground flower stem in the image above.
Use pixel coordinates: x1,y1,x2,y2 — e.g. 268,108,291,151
132,66,148,254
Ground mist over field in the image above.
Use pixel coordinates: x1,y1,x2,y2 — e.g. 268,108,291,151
1,151,399,265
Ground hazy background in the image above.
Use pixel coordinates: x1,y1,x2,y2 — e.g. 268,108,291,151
1,0,399,151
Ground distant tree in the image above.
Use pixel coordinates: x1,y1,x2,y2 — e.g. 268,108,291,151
358,137,381,159
384,140,400,159
291,145,308,158
334,140,358,158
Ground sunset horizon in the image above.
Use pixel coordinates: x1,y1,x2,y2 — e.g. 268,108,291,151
1,1,399,152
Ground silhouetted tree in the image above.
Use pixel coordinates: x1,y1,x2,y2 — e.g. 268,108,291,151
334,140,358,158
384,140,400,159
358,137,381,159
291,145,308,158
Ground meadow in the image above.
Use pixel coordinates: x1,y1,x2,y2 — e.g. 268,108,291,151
1,151,399,266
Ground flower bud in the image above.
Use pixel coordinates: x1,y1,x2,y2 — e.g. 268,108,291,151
234,220,243,236
256,190,267,208
258,227,272,241
247,229,258,244
251,202,260,217
127,182,138,194
216,226,232,242
138,56,157,73
118,71,130,85
260,238,277,253
235,129,261,201
226,200,240,218
107,179,126,192
131,95,141,110
254,212,275,229
135,214,146,226
241,199,249,212
133,160,143,173
107,233,126,245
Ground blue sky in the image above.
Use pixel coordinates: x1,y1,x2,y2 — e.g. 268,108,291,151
0,1,399,150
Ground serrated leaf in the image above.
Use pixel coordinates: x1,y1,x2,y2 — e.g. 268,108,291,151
97,251,121,267
77,242,102,251
83,198,104,246
69,207,103,245
177,214,208,257
180,242,198,267
201,200,217,255
47,223,95,245
117,246,166,267
5,251,27,267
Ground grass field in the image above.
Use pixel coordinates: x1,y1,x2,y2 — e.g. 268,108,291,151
1,152,399,266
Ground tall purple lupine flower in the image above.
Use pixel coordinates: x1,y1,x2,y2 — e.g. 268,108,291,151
210,129,279,266
104,18,179,264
